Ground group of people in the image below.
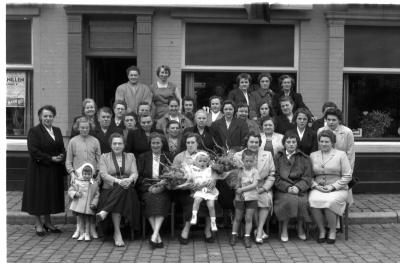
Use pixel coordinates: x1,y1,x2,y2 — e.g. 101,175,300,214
21,65,355,249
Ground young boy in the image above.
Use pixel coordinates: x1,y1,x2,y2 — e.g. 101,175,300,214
230,149,260,248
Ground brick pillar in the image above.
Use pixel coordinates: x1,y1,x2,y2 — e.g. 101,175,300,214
67,14,83,132
327,19,345,108
136,15,152,85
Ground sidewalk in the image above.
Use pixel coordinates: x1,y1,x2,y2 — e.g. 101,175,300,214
7,191,400,225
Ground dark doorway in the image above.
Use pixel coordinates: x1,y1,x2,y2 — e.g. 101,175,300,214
88,57,136,108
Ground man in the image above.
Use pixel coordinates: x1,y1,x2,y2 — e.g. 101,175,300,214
311,101,337,131
236,103,261,134
93,107,123,153
110,100,127,129
115,66,153,114
182,96,196,122
137,102,152,117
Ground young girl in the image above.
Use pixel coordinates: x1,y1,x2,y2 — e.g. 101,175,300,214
184,151,219,232
68,163,100,241
230,149,260,248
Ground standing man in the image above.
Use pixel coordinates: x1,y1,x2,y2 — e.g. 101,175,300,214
93,107,123,153
110,100,127,129
115,66,153,114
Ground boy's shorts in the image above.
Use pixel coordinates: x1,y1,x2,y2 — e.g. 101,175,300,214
234,200,257,210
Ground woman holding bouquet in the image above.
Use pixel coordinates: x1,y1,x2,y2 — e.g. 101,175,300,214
137,132,172,249
233,131,275,244
173,133,220,244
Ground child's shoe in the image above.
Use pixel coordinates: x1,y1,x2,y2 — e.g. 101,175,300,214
72,229,80,239
190,214,197,225
211,221,218,232
77,233,85,241
84,233,91,242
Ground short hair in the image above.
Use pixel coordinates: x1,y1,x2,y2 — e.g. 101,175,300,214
237,102,249,111
156,65,171,77
113,100,127,110
260,116,276,127
138,113,153,123
209,95,222,106
318,129,336,145
241,149,257,160
76,116,90,128
38,105,56,117
97,107,112,117
195,109,207,119
124,111,137,119
183,96,195,105
222,99,236,112
282,131,300,146
168,97,180,106
148,132,169,152
278,74,295,89
185,132,201,146
166,120,180,130
108,132,125,147
258,102,275,118
137,101,151,112
321,101,338,113
279,96,294,105
245,131,262,146
236,73,252,84
324,108,343,122
257,72,272,84
293,108,312,123
82,98,97,115
126,65,140,76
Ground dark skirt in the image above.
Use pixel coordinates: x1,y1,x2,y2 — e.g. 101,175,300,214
274,191,312,222
142,191,171,218
21,160,65,215
98,185,141,231
171,189,222,222
216,180,235,211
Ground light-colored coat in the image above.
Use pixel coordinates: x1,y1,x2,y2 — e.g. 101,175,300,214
206,111,223,127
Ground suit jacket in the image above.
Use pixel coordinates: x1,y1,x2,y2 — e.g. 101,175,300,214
211,117,249,152
137,151,172,194
126,125,164,158
227,88,258,118
272,91,309,116
93,126,123,154
311,117,325,132
206,111,223,127
275,115,296,135
288,128,318,155
109,116,126,130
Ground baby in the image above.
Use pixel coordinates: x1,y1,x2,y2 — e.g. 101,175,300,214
68,163,100,241
185,151,219,232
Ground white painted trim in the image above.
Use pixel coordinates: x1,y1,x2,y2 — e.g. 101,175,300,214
181,21,186,69
181,66,297,72
6,64,33,70
343,67,400,74
294,22,300,92
355,141,400,153
270,4,313,10
7,139,28,151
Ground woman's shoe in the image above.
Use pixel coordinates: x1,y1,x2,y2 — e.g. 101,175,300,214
229,234,237,246
43,224,62,233
149,239,158,249
298,233,307,241
255,238,263,245
35,226,45,237
243,236,252,248
157,241,164,248
317,237,326,243
326,238,336,244
204,233,215,243
262,232,269,240
178,235,189,245
280,234,289,242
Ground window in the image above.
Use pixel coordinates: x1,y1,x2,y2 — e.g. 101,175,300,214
6,19,32,137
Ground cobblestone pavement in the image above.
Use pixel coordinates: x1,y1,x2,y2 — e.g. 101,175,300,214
8,191,400,213
7,224,400,262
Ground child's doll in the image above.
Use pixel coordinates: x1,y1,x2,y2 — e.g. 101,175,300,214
68,163,100,241
230,149,260,248
184,151,219,232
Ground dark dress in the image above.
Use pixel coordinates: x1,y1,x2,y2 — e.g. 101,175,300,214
22,124,66,215
273,150,312,222
311,117,324,132
137,151,172,218
227,88,258,118
275,115,296,135
181,126,219,154
272,91,310,116
93,126,123,154
288,128,318,155
211,118,249,152
125,124,164,158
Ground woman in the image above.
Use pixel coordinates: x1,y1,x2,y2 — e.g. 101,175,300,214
206,96,224,127
236,103,261,134
227,73,257,119
274,131,312,242
96,133,141,247
309,130,352,244
272,75,310,116
258,102,274,121
233,131,275,244
288,108,318,155
22,105,66,235
318,108,355,170
65,116,102,238
70,98,98,138
156,97,193,134
211,100,249,153
126,114,163,158
252,73,275,110
275,96,296,135
173,133,219,244
150,65,182,120
165,120,183,158
260,116,284,157
137,132,172,249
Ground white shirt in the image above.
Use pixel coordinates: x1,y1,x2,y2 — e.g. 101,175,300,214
169,116,180,122
44,126,55,140
225,120,231,129
152,154,160,178
297,127,305,141
157,81,168,89
242,91,249,105
286,150,295,160
211,111,220,122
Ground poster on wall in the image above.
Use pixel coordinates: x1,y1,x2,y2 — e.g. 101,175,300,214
7,71,26,107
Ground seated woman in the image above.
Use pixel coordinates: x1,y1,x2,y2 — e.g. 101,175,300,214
96,133,141,247
309,130,352,244
137,132,172,249
274,131,312,242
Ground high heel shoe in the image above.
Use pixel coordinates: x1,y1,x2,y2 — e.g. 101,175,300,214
149,238,158,249
43,224,62,233
35,226,45,237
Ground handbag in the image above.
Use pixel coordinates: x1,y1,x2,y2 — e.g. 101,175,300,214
348,176,360,189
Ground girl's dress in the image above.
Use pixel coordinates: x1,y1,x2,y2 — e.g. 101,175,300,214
186,165,219,200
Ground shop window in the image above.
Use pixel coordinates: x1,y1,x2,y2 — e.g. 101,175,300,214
6,20,32,64
185,23,294,67
346,74,400,139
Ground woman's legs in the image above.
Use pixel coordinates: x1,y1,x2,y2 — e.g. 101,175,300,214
280,219,289,241
311,208,326,239
181,221,191,239
34,215,44,232
111,213,124,246
256,208,269,240
152,216,165,243
325,209,337,240
43,214,55,228
297,219,306,240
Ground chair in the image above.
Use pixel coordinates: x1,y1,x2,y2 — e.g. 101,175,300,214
338,176,359,240
141,202,175,239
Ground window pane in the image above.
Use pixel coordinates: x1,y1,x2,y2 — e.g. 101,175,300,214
185,23,294,67
6,108,25,136
344,26,400,68
347,74,400,138
6,20,32,64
